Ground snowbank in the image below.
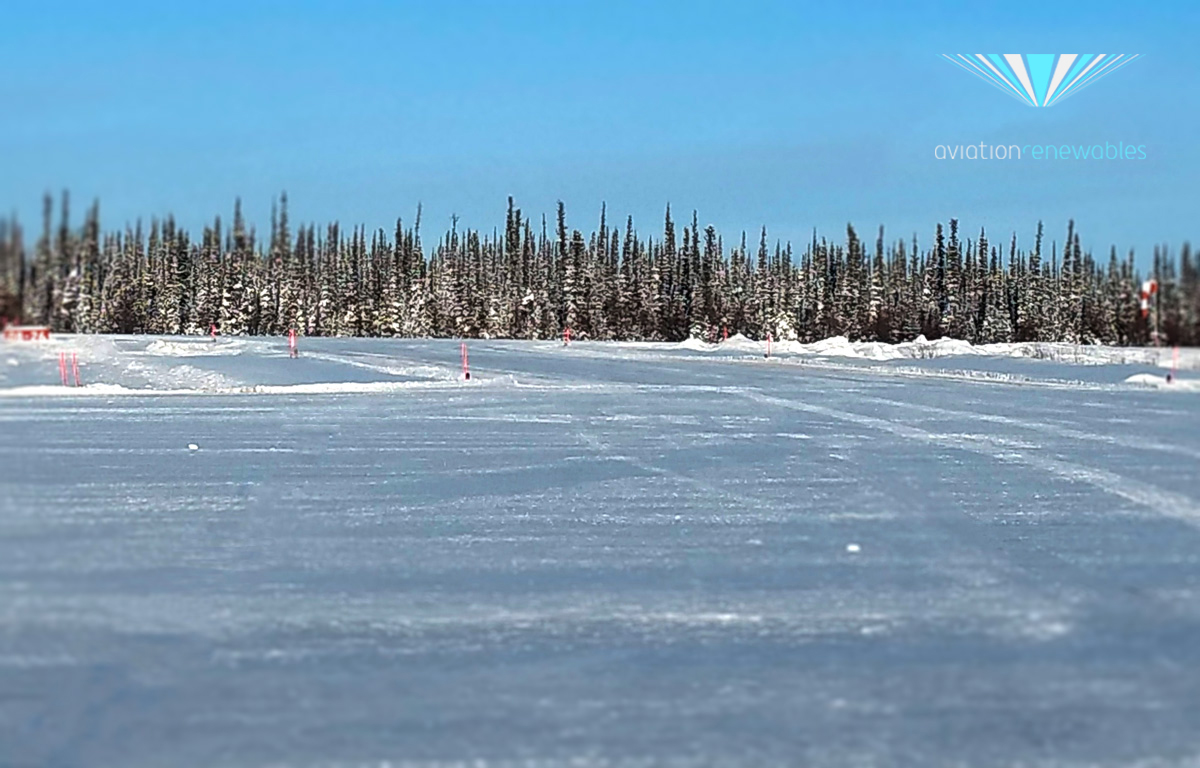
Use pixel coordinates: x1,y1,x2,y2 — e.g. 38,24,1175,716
0,383,198,397
676,332,1200,370
0,380,468,398
722,333,761,353
241,381,457,395
678,337,715,351
143,339,246,357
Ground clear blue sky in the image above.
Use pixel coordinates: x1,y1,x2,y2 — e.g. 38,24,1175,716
3,0,1197,260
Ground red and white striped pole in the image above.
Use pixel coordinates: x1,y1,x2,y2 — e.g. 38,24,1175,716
461,342,470,380
1140,279,1159,344
210,323,217,341
563,327,571,347
71,352,81,387
58,352,68,386
288,328,297,358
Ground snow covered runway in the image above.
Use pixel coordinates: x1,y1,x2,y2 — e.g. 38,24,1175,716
1,337,1199,766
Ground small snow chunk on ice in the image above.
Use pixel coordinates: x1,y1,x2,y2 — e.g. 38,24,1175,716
846,543,861,554
1125,373,1164,386
188,443,200,451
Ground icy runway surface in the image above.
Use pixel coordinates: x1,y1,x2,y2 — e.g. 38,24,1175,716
2,337,1200,767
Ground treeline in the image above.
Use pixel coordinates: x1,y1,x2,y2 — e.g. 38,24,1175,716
1,192,1198,346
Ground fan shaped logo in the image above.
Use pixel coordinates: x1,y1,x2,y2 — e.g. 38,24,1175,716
942,54,1140,107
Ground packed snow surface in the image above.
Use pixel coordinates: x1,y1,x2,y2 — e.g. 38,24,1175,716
1,334,1199,767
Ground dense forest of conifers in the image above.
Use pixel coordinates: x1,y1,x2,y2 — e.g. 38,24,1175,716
1,192,1197,346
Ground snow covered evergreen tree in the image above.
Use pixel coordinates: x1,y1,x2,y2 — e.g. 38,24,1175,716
5,190,1196,347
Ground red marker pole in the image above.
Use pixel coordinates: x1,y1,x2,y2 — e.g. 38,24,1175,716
723,326,728,342
765,333,772,359
1169,345,1179,384
71,353,81,387
58,352,68,386
563,327,571,347
210,323,217,341
461,342,470,380
288,329,297,358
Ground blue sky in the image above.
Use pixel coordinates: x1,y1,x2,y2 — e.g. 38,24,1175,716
3,0,1197,259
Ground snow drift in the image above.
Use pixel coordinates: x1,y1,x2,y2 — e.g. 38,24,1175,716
681,333,1200,370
